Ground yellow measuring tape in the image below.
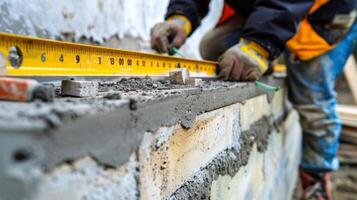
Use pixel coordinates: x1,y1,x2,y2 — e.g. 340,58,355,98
0,32,217,77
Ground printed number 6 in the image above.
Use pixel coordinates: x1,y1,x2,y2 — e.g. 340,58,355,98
41,53,46,62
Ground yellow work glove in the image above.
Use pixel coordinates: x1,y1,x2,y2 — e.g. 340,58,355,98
217,39,269,81
150,15,192,54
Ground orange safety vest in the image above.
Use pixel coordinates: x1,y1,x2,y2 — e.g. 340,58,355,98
287,0,334,61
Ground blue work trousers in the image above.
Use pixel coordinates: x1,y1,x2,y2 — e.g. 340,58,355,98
285,21,357,172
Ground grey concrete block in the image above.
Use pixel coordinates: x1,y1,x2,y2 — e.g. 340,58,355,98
61,80,98,97
169,68,190,85
187,78,204,86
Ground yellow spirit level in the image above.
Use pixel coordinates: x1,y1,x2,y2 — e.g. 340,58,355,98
0,32,217,78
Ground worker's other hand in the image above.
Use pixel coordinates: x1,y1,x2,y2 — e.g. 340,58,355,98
151,15,191,54
217,39,269,81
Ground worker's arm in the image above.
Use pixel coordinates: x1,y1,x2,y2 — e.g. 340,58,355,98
218,0,315,81
241,0,315,60
150,0,210,54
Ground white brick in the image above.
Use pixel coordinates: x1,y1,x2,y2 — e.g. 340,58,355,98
61,80,98,97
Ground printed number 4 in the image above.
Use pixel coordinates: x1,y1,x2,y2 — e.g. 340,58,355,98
59,54,64,62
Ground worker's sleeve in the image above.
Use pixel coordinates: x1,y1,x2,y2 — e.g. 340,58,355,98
165,0,210,35
241,0,315,60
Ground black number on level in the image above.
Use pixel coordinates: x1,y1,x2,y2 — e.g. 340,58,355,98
137,60,139,66
127,59,132,66
59,54,64,62
142,60,145,67
119,58,124,65
76,55,80,63
110,57,115,65
41,53,46,62
98,57,102,64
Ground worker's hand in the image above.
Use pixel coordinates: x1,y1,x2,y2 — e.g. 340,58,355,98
150,16,191,54
217,39,269,81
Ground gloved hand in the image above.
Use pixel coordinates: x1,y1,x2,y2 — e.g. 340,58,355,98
150,15,191,54
217,39,269,81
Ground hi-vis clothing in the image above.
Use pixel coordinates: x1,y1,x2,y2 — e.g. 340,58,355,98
287,0,357,60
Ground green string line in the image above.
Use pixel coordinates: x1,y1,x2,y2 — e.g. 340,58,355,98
171,47,186,58
255,81,280,92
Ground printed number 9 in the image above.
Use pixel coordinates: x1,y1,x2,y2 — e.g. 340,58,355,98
76,55,80,63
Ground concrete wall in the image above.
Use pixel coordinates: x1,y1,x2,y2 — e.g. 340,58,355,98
5,89,302,200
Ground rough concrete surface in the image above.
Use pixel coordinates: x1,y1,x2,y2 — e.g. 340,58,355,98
36,156,139,200
0,132,45,200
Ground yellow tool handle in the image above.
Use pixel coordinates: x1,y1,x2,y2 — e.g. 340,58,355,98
0,32,217,77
